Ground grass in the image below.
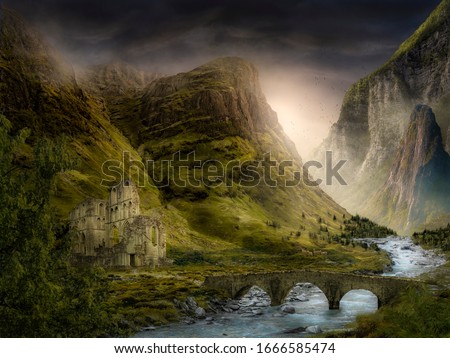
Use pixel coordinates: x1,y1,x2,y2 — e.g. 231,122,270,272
325,287,450,338
340,0,450,118
105,241,391,334
1,36,403,335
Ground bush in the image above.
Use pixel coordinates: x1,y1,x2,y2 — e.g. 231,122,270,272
354,287,450,337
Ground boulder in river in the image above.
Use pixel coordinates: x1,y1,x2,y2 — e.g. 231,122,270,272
195,307,206,319
283,326,306,334
281,305,296,314
305,325,322,334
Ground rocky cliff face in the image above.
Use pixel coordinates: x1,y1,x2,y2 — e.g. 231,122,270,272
0,7,162,216
0,7,87,135
446,126,450,153
0,7,353,258
127,57,348,249
138,57,299,159
368,105,450,232
315,0,450,232
79,61,160,96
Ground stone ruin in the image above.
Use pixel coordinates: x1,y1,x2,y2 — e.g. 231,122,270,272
69,180,167,268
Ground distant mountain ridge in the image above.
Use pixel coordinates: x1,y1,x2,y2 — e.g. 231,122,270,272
315,0,450,233
2,6,375,267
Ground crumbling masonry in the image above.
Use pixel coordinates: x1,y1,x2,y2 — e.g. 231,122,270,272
69,180,166,267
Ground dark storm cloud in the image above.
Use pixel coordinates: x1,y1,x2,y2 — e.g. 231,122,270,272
4,0,442,73
1,0,444,155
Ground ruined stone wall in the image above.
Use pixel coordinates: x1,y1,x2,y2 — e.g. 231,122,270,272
68,180,167,268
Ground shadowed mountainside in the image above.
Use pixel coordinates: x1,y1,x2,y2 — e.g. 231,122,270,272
368,105,450,232
314,0,450,233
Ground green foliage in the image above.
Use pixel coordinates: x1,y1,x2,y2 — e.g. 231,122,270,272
171,248,217,266
382,0,450,69
343,215,396,239
352,287,450,337
412,225,450,252
0,116,117,337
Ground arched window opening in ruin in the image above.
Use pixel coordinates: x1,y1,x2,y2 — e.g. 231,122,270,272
97,217,101,229
112,226,120,245
81,233,86,255
111,188,117,204
151,226,157,246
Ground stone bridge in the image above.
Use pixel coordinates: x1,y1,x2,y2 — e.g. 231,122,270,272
203,270,418,309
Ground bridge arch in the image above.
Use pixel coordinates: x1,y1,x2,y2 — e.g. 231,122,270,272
340,289,380,311
203,270,414,310
284,282,329,309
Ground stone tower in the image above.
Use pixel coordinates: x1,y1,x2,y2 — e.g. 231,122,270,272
69,180,167,268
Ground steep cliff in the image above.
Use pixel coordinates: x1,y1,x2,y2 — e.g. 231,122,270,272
1,7,394,270
139,57,299,160
446,126,450,153
368,105,450,232
78,62,161,145
0,7,161,216
315,0,450,232
125,57,349,251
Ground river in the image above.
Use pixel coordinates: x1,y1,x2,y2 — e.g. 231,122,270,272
135,236,445,338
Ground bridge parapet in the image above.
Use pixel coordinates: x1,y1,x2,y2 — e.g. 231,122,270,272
203,270,418,309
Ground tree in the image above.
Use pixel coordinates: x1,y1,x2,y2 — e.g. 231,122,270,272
0,116,114,337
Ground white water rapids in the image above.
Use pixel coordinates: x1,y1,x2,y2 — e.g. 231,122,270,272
135,237,445,338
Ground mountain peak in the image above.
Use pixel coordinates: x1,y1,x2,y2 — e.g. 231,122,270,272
411,104,437,123
408,104,445,156
369,105,450,232
79,61,161,96
379,0,450,71
197,56,256,72
139,56,282,143
0,6,75,86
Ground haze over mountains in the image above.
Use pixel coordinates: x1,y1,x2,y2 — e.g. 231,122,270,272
0,7,357,263
2,0,450,242
315,0,450,234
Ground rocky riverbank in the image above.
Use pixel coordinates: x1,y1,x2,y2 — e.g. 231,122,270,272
140,284,326,335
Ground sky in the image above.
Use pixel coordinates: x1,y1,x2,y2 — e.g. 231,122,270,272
5,0,442,157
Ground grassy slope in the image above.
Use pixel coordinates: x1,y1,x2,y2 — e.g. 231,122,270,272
0,10,396,331
95,58,394,271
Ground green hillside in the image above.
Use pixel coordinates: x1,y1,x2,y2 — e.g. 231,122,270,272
0,7,391,272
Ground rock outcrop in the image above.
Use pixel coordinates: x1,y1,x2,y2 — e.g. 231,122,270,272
114,57,300,162
315,0,450,232
368,105,450,232
446,126,450,154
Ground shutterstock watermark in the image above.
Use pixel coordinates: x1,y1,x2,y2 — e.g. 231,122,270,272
100,151,347,188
